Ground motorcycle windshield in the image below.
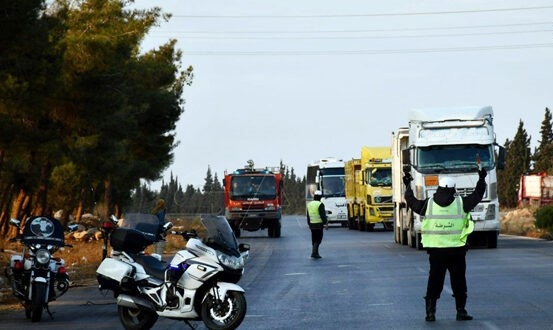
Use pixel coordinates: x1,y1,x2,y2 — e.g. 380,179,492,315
22,216,65,246
201,215,240,257
117,213,160,241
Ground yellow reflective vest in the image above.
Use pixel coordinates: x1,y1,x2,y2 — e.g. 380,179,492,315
307,201,323,224
421,196,474,248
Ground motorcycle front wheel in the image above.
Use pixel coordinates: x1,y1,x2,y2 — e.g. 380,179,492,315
30,282,47,322
201,290,247,330
117,305,158,330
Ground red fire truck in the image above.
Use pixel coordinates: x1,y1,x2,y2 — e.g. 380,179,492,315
222,160,283,238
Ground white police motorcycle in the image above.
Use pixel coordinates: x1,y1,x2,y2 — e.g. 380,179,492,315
96,213,250,330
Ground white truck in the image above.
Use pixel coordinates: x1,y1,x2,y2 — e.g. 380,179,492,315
306,157,348,227
392,106,505,249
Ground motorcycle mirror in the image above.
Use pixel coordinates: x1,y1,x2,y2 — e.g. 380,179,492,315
110,214,119,224
9,218,21,228
239,243,250,252
67,224,79,232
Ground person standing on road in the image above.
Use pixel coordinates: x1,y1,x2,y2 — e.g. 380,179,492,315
151,198,167,256
403,167,487,322
306,190,329,259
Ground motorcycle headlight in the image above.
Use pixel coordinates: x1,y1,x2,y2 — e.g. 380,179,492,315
217,252,244,270
35,249,51,265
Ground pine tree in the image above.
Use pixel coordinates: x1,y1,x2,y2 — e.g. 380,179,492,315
203,166,214,193
281,165,307,214
533,107,553,174
498,120,531,208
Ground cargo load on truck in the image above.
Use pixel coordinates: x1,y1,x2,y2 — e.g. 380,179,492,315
223,160,283,238
518,172,553,207
392,106,505,249
345,147,393,231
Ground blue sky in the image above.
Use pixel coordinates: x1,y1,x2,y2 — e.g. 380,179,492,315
131,0,552,189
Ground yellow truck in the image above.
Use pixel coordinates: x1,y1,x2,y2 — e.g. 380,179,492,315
345,146,394,231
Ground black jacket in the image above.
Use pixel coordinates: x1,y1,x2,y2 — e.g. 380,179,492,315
405,177,486,254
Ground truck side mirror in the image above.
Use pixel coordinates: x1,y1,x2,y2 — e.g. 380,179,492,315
496,146,506,170
401,149,411,165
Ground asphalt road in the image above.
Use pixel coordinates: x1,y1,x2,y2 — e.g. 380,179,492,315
2,215,553,329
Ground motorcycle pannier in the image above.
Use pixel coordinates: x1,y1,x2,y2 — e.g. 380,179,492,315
96,258,134,291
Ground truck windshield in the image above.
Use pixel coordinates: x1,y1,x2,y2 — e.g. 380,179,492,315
416,144,493,174
230,175,276,199
368,168,392,187
321,176,345,197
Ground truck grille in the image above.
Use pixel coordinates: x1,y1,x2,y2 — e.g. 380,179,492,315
375,196,393,204
457,188,475,196
243,203,265,210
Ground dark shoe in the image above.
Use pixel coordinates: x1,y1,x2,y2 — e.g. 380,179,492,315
311,243,322,258
456,309,473,321
454,294,472,320
311,245,321,258
424,297,436,322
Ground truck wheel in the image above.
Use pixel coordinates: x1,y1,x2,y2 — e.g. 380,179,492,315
416,233,424,250
487,231,498,248
401,229,408,246
274,223,281,238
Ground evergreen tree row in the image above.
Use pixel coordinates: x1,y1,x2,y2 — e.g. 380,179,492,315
129,164,307,215
499,107,553,208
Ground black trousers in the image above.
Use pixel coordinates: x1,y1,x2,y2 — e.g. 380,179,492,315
426,253,467,299
310,226,324,245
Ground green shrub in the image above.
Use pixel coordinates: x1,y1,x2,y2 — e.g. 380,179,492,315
535,205,553,232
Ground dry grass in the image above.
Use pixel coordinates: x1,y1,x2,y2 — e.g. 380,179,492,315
501,208,552,240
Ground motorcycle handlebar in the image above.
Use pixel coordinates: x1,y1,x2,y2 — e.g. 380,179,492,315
170,230,198,239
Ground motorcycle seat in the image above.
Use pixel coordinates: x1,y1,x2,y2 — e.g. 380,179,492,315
132,254,168,280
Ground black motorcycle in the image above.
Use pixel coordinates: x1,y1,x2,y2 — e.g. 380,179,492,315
4,216,75,322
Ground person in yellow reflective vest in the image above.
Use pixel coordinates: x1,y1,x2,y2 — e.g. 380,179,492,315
306,190,329,259
404,168,487,322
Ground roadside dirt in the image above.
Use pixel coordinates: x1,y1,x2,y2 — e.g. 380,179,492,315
501,207,552,240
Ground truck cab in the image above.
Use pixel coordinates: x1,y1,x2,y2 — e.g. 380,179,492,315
393,106,505,249
223,161,283,238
